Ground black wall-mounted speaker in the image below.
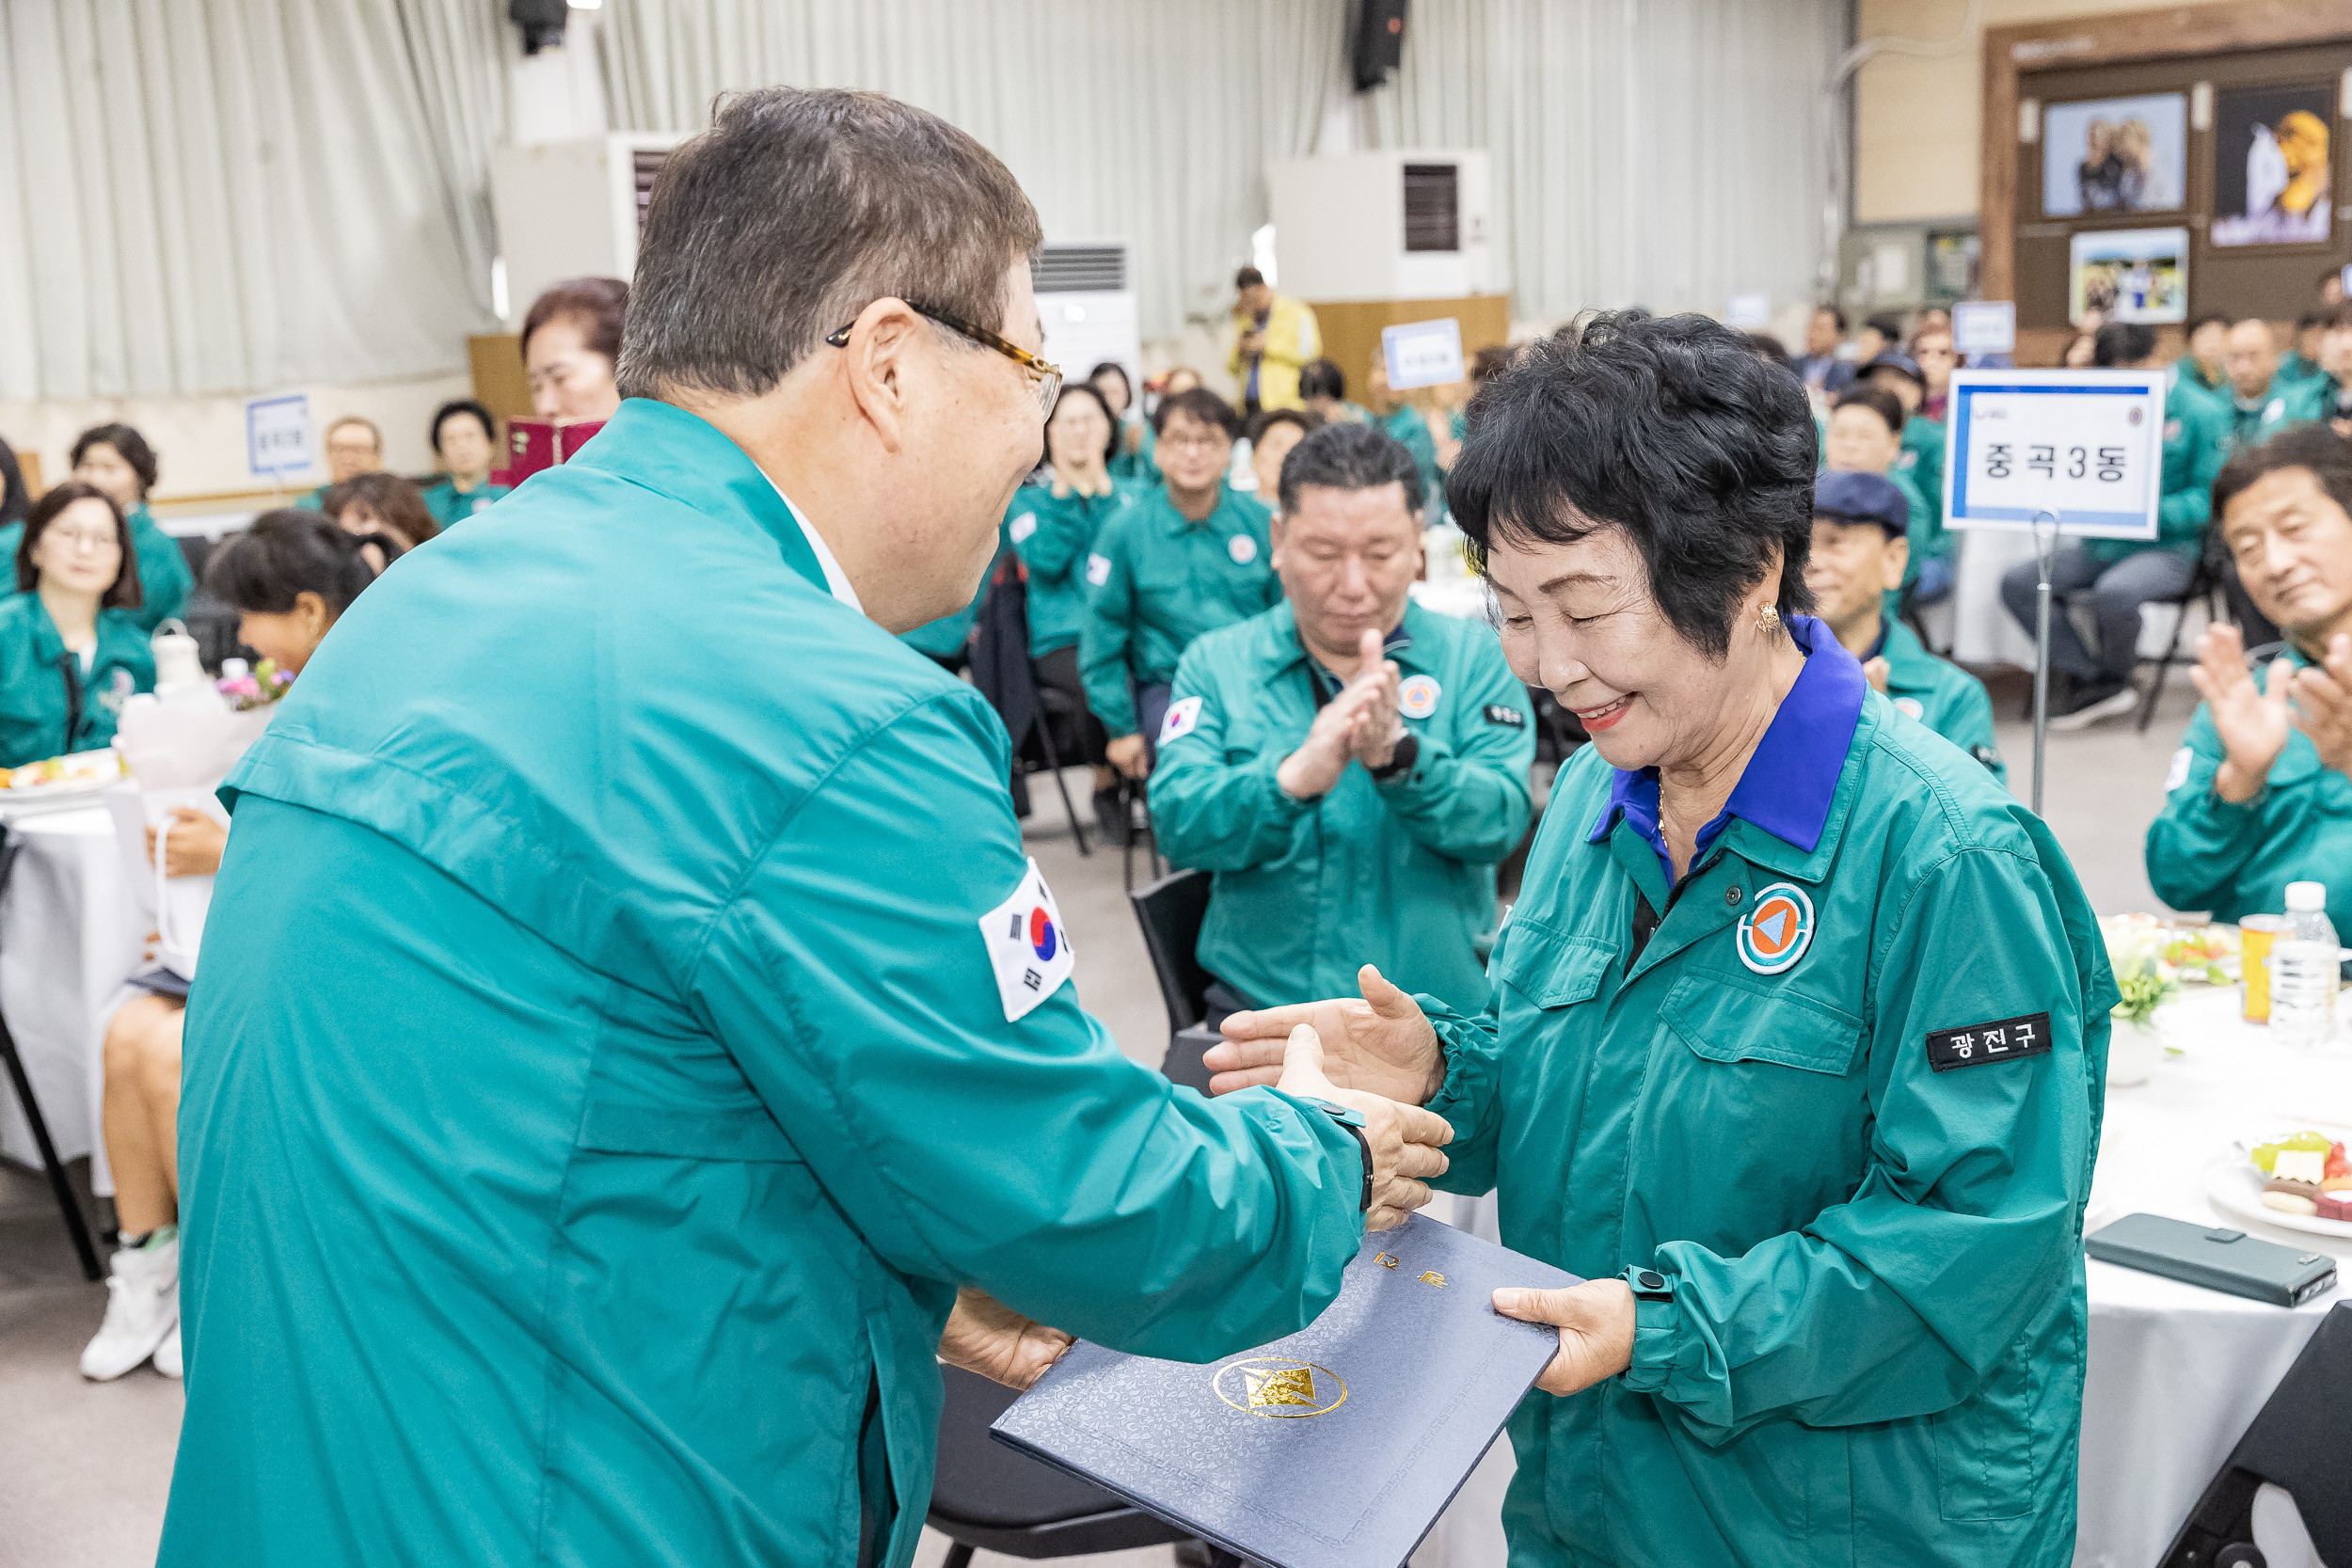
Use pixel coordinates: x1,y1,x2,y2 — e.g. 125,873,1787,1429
1353,0,1408,92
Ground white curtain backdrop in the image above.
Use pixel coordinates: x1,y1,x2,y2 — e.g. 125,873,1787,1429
0,0,506,402
598,0,1845,337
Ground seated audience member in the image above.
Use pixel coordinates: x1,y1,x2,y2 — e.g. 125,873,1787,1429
1851,312,1902,366
2320,306,2352,425
80,512,395,1383
297,416,385,508
2103,321,2235,587
1792,304,1854,395
1151,422,1533,1018
0,433,28,525
2278,309,2330,393
2146,424,2352,937
2176,311,2232,416
1744,331,1792,371
1089,359,1156,484
1363,347,1446,518
1246,407,1315,500
320,471,439,556
1009,384,1133,829
1081,388,1279,779
1807,471,2003,782
1156,365,1204,399
522,277,628,422
1296,357,1367,425
2221,316,2326,448
419,400,511,528
1915,319,1957,422
16,423,194,631
1824,388,1931,550
0,483,154,768
1859,351,1947,573
2324,264,2346,309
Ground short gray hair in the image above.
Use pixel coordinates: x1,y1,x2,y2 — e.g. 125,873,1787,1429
1277,421,1426,517
617,88,1044,401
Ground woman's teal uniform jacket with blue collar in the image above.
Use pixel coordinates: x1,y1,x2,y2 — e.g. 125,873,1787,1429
0,594,154,766
2146,642,2352,937
160,399,1368,1568
1009,478,1136,657
1423,616,2113,1568
0,500,192,633
1149,599,1534,1013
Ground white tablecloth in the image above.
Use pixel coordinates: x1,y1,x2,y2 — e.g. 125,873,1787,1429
1413,985,2350,1567
0,802,146,1192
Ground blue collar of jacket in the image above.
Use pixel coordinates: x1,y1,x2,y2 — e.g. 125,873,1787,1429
1586,614,1867,886
564,398,829,595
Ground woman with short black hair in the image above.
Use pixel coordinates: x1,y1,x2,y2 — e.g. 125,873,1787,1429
419,400,511,529
1212,310,2112,1568
0,481,153,767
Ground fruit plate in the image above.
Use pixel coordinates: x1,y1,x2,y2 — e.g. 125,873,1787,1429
2202,1154,2352,1240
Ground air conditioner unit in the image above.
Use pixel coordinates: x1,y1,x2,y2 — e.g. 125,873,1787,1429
1265,150,1495,302
489,135,686,326
1033,241,1139,413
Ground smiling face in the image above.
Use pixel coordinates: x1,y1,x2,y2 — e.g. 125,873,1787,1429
1485,521,1782,772
1803,516,1905,643
2221,466,2352,641
1044,388,1110,473
1153,407,1232,494
28,497,127,599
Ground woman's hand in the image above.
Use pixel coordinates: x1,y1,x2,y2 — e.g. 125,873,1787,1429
1493,1278,1637,1395
145,807,228,879
937,1288,1073,1391
2188,623,2290,801
1105,734,1151,779
1205,963,1444,1105
1275,1022,1452,1231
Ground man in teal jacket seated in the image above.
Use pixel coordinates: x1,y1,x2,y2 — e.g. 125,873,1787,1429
1151,422,1534,1026
159,87,1451,1568
2147,424,2352,938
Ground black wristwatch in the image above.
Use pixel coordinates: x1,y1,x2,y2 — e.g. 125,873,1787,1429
1302,1098,1375,1212
1368,733,1419,783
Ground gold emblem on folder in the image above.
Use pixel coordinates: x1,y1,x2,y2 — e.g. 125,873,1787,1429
1212,1356,1349,1418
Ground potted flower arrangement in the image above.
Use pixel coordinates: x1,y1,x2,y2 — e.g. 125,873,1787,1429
2100,913,2179,1087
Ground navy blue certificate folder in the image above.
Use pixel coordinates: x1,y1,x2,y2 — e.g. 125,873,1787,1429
989,1212,1581,1568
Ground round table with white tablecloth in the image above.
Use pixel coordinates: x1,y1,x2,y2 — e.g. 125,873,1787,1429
0,801,147,1194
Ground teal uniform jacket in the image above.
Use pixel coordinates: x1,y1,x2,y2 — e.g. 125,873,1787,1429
1079,483,1279,737
1874,619,2006,784
0,500,191,632
2089,378,2233,566
1424,616,2113,1568
419,475,512,530
1109,419,1157,486
1009,479,1135,657
2230,377,2326,451
1893,416,1947,570
2275,350,2327,395
1376,405,1445,521
0,594,155,766
160,398,1368,1568
2146,644,2352,936
1150,600,1534,1013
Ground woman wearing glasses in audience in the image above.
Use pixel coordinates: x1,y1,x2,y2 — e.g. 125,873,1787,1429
79,513,402,1383
0,482,153,768
1211,313,2111,1568
0,423,198,633
418,400,512,530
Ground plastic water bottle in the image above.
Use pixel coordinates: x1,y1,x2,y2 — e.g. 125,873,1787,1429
2268,881,2341,1049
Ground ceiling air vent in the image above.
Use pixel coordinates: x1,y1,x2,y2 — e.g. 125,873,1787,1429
1034,242,1128,293
1402,163,1459,252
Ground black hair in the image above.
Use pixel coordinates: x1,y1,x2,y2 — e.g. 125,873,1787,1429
1864,313,1905,341
205,511,399,620
2092,322,2156,367
1151,387,1240,440
1085,359,1133,412
71,423,158,499
2296,309,2331,334
1470,344,1515,383
1834,385,1906,437
429,399,498,456
1813,303,1849,332
2186,311,2232,341
18,481,142,609
2212,423,2352,528
1296,358,1346,402
1245,407,1317,447
1047,383,1120,466
1448,311,1817,659
1745,331,1793,370
1276,420,1423,518
1234,266,1266,290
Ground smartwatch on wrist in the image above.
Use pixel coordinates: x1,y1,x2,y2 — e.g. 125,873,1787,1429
1368,733,1419,783
1301,1098,1375,1212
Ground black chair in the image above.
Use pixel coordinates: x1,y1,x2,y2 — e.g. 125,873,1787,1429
970,565,1089,854
1129,866,1216,1092
0,824,103,1280
2156,1299,2352,1567
1118,778,1163,892
2136,521,2232,733
928,1363,1195,1567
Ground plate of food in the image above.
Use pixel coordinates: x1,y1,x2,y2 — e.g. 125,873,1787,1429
2163,923,2239,985
2203,1131,2352,1238
0,749,125,813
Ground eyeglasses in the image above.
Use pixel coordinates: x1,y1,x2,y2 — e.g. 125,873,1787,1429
43,527,121,556
826,301,1063,418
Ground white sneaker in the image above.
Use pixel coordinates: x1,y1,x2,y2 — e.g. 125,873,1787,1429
152,1320,183,1380
80,1237,180,1382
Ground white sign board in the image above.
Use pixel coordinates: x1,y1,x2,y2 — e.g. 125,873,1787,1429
245,393,315,480
1943,369,2164,541
1724,293,1772,329
1951,300,2017,356
1382,318,1465,391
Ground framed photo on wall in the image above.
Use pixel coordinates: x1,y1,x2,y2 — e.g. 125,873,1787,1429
2068,227,2188,323
2211,83,2334,246
2042,93,2187,216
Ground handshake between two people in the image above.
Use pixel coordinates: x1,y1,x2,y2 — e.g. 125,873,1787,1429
943,966,1634,1399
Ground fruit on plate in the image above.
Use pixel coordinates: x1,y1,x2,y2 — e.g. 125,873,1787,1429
2252,1132,2331,1173
2,748,123,791
2319,1192,2352,1223
2326,1142,2350,1193
2163,924,2240,985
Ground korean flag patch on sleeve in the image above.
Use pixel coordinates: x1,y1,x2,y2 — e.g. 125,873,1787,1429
1086,552,1112,586
978,857,1076,1022
1159,694,1204,745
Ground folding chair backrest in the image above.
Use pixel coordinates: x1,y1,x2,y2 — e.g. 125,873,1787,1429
1128,867,1213,1031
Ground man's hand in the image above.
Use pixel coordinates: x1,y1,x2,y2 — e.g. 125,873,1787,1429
1276,1022,1451,1231
2188,624,2290,801
1493,1279,1637,1395
937,1288,1073,1391
1239,329,1266,357
1207,963,1444,1105
1348,627,1406,772
1862,656,1889,695
145,807,229,879
2291,632,2352,777
1277,678,1379,799
1105,733,1151,779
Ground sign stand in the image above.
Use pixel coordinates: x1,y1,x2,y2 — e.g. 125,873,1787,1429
2029,510,2059,816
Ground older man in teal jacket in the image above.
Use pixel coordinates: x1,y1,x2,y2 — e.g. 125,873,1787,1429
160,89,1450,1568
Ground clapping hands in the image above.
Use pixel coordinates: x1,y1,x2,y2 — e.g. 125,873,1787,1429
1275,628,1407,800
2191,625,2352,799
